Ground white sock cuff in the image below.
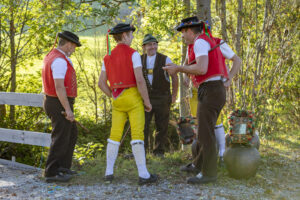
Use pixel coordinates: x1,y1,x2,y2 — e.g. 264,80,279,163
215,123,223,128
108,139,120,145
130,140,144,145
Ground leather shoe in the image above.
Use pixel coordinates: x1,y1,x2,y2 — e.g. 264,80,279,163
187,175,217,184
138,174,158,185
180,163,199,173
58,167,77,175
45,172,72,183
104,174,114,183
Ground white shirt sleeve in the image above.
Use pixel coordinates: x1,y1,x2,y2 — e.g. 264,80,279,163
165,56,172,65
220,40,235,59
194,39,211,57
51,58,68,79
102,62,106,71
132,51,142,68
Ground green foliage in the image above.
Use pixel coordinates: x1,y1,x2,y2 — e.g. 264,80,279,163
73,142,104,165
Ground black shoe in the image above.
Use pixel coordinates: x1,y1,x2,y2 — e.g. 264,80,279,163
187,175,217,184
138,174,158,185
180,163,199,173
45,172,72,183
104,174,114,183
58,167,77,175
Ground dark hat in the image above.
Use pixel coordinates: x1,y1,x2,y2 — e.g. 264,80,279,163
142,34,158,45
176,16,203,31
109,23,136,35
58,31,81,47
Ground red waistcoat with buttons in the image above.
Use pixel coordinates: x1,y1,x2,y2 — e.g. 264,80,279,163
188,34,228,87
42,48,77,97
104,43,137,89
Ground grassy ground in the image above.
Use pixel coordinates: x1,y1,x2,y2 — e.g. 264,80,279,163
70,129,299,199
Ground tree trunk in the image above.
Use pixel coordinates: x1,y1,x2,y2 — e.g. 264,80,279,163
0,85,6,122
236,0,243,55
215,0,220,16
179,0,191,117
252,0,271,110
220,0,228,41
9,5,16,124
236,0,243,106
196,0,211,26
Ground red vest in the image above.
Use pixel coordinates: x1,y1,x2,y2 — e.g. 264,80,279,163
104,43,137,89
188,34,228,87
42,49,77,97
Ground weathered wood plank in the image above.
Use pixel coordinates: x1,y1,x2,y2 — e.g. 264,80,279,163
0,92,44,107
0,128,51,147
0,158,42,171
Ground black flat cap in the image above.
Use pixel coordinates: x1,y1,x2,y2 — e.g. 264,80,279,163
109,23,136,35
58,31,81,47
176,16,203,31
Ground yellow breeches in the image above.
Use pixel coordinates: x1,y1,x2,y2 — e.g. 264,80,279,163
109,87,145,142
189,87,223,126
189,87,198,118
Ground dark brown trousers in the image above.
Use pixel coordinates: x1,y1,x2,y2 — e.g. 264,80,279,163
144,94,171,154
43,96,78,177
193,80,226,177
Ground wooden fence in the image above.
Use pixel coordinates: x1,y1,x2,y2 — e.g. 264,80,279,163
0,92,51,170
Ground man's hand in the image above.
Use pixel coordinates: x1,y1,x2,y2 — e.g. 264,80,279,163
223,78,232,88
163,63,179,75
64,110,75,122
144,102,152,112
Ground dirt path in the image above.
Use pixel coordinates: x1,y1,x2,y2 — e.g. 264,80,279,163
0,160,299,200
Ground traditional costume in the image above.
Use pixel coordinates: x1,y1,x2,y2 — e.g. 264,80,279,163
141,34,177,155
176,16,228,184
42,31,81,182
101,24,157,185
188,37,235,164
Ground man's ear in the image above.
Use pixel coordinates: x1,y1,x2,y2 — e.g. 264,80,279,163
122,32,127,40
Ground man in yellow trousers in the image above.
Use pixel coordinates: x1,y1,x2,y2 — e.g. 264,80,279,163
98,23,158,185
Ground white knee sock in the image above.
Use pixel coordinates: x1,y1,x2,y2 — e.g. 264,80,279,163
105,139,120,176
215,124,226,157
131,140,150,179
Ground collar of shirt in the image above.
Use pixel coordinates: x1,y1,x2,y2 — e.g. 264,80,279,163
56,48,73,66
56,48,68,57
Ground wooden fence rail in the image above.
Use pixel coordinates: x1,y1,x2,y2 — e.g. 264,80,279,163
0,92,51,169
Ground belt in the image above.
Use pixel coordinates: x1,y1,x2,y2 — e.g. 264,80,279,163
45,95,75,103
199,80,223,88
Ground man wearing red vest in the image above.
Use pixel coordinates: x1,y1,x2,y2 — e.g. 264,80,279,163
98,23,158,185
42,31,81,182
163,16,241,184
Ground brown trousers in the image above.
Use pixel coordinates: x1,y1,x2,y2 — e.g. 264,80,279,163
43,96,78,177
144,94,171,154
193,80,226,177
